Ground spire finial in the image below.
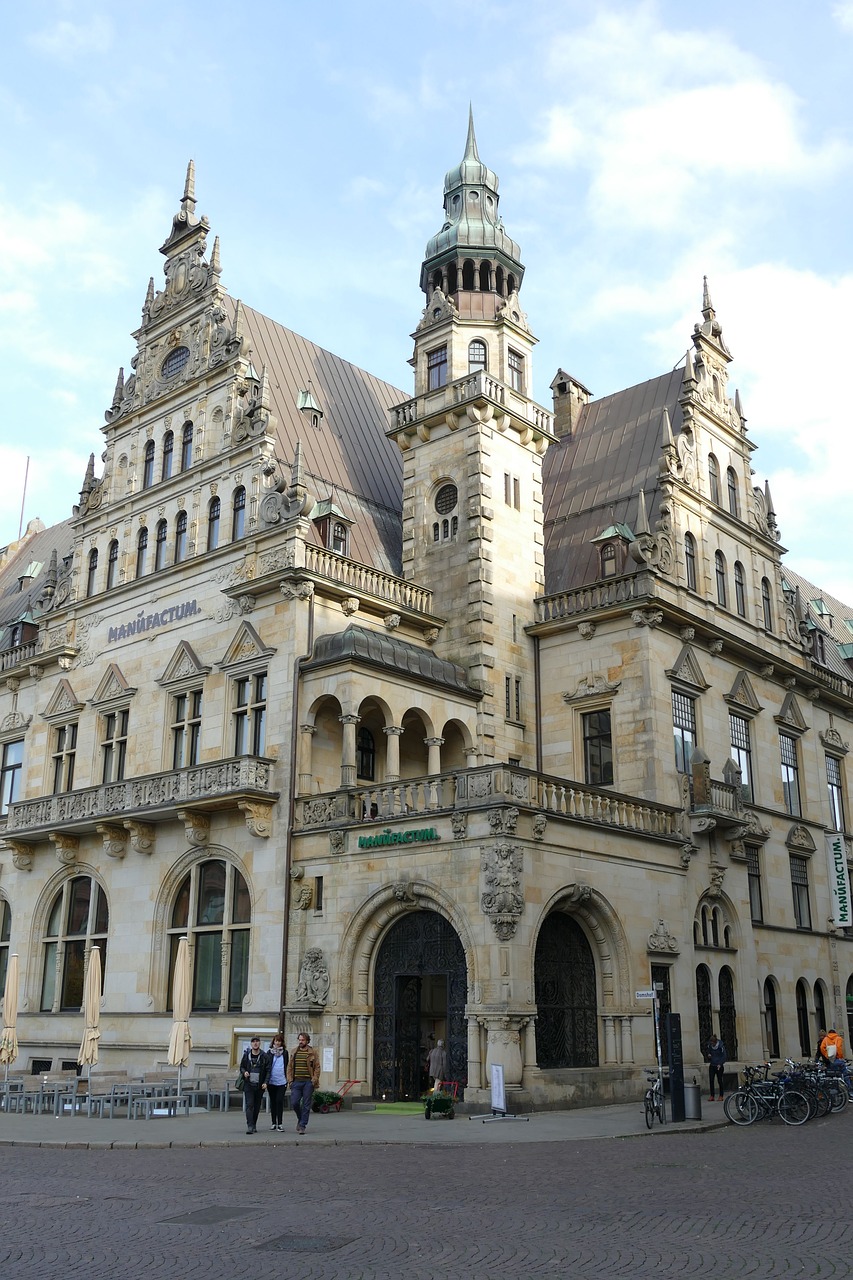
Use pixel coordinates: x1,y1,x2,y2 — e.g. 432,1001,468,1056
182,160,196,215
660,406,674,447
464,104,480,161
702,274,714,320
112,367,125,409
684,346,696,384
210,234,221,275
636,489,649,536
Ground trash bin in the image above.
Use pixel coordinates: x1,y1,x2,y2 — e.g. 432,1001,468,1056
683,1082,702,1121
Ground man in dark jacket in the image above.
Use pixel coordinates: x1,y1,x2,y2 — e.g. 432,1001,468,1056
240,1035,269,1134
707,1035,727,1101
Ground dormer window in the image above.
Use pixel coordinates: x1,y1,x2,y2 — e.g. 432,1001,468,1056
332,522,348,556
600,543,617,578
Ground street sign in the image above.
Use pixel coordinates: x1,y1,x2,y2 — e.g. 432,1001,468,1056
635,989,655,1000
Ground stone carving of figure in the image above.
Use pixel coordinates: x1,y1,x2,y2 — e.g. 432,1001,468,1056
295,948,330,1005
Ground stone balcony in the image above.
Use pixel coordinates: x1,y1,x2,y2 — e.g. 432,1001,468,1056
389,371,556,448
3,756,278,865
532,570,658,628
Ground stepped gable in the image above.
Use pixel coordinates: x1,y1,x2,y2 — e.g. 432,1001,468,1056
541,367,685,594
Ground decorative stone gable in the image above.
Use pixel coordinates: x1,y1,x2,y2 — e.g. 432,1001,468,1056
41,678,84,721
724,671,763,715
158,641,210,687
666,644,709,692
90,663,136,707
217,621,276,673
774,691,808,736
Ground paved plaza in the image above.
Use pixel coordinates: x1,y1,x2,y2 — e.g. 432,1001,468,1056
0,1105,851,1278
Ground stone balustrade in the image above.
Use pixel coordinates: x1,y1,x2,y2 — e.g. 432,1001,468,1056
391,370,555,437
0,640,38,672
533,571,656,624
303,546,433,615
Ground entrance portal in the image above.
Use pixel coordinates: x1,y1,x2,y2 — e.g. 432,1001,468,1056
372,911,466,1100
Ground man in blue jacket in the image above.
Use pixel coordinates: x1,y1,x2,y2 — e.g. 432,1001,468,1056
707,1035,727,1101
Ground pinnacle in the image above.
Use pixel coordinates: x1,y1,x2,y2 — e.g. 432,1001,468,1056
464,104,480,161
182,159,196,215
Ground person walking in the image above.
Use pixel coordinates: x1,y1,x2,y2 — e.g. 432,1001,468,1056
266,1033,289,1131
426,1039,447,1089
287,1030,320,1134
240,1035,269,1134
707,1034,727,1101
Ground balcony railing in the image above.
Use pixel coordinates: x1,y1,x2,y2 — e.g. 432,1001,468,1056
302,546,433,615
533,571,656,625
0,640,38,672
391,371,555,437
7,756,276,835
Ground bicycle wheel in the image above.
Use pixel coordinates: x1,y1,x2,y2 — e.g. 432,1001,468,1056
724,1090,758,1125
644,1095,655,1129
778,1089,810,1125
829,1081,849,1113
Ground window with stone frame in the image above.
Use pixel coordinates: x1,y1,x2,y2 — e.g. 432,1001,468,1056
581,709,613,785
734,561,747,617
761,577,774,631
0,739,23,816
106,540,119,590
161,430,174,480
729,712,753,801
174,510,188,564
86,548,99,597
508,349,524,392
101,708,129,783
468,339,487,373
826,754,846,832
708,453,721,505
714,550,727,607
136,526,148,577
0,899,9,994
780,731,801,816
142,439,155,489
746,846,763,923
672,690,697,773
684,532,697,591
727,467,739,517
180,421,193,471
171,690,203,769
427,345,447,390
232,486,246,540
40,876,108,1012
790,854,812,929
233,672,266,756
51,722,78,794
154,519,168,571
357,726,375,780
167,859,250,1012
207,497,220,552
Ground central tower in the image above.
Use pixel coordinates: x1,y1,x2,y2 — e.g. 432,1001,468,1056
388,115,556,766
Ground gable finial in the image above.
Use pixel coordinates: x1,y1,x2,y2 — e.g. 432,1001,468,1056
702,274,714,320
660,406,674,448
210,234,221,276
636,488,650,536
182,159,196,215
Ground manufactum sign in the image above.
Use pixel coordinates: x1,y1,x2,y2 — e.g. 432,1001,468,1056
357,827,441,849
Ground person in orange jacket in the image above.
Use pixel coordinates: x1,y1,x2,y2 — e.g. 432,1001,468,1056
820,1028,845,1062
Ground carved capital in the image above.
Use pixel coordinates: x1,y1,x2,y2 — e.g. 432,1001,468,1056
281,579,314,601
631,609,664,628
3,838,34,871
123,821,155,854
384,613,401,630
341,597,360,616
293,884,313,911
238,801,273,838
177,809,210,846
96,824,127,859
49,831,79,865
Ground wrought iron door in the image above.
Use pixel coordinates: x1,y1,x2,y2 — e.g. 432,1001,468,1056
534,913,599,1068
372,911,467,1100
696,965,713,1052
717,966,738,1060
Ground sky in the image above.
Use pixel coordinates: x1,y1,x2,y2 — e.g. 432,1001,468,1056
1,0,852,599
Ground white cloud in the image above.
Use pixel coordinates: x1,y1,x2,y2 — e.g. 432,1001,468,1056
28,16,112,61
833,3,853,32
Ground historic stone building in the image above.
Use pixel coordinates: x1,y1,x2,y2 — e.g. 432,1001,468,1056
1,121,851,1105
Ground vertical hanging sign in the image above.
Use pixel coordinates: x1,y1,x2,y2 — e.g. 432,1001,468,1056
825,834,852,927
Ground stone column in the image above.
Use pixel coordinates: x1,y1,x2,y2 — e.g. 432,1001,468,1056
338,1015,352,1081
603,1015,617,1064
218,937,231,1014
356,1014,369,1085
339,714,360,788
465,748,479,770
383,726,404,783
466,1016,482,1091
484,1018,523,1089
522,1018,537,1071
424,736,444,775
297,724,316,796
620,1015,634,1065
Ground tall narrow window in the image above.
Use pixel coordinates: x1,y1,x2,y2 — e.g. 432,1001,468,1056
357,727,375,780
106,540,119,590
233,673,266,755
101,709,129,783
161,431,174,480
729,713,753,800
780,732,801,816
764,979,780,1058
746,846,763,923
232,487,246,540
708,454,720,504
600,543,617,578
181,422,193,470
468,339,487,373
714,550,727,607
672,691,697,773
52,722,78,794
582,710,613,785
86,549,99,597
332,523,348,555
0,740,23,815
136,527,148,577
167,860,250,1012
727,467,739,517
696,965,713,1053
826,755,846,832
142,440,155,489
796,979,811,1055
761,577,773,631
427,346,448,390
684,532,697,591
154,520,168,571
172,690,203,769
508,350,524,392
790,854,812,929
734,561,746,617
207,497,220,552
174,510,188,564
40,877,108,1012
718,967,738,1059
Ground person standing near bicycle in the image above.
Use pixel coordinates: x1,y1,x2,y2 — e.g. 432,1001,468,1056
707,1034,727,1101
819,1028,851,1087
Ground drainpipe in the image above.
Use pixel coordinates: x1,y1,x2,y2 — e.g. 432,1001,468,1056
533,633,542,774
278,586,316,1033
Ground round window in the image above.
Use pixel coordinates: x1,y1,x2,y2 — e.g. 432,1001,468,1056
161,346,190,379
435,484,458,514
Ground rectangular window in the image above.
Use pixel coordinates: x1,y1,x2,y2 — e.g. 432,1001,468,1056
52,723,78,794
314,876,324,912
826,755,846,832
427,346,448,391
171,690,203,769
101,710,129,783
508,349,524,393
513,477,520,510
505,676,522,722
780,732,801,816
0,739,24,815
233,673,267,756
582,710,614,786
672,691,696,773
729,713,753,801
746,846,763,923
790,854,812,929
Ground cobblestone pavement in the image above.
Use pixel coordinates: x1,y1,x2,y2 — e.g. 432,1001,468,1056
1,1114,851,1279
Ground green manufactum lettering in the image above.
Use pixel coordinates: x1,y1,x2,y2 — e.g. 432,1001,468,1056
357,826,441,849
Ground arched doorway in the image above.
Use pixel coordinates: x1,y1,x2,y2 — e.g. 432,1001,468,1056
718,966,738,1059
372,911,466,1100
534,914,598,1068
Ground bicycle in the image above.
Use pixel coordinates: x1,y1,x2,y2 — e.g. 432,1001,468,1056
723,1063,810,1126
644,1071,664,1128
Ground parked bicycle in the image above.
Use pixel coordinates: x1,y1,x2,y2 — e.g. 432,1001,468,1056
643,1071,665,1128
724,1062,813,1127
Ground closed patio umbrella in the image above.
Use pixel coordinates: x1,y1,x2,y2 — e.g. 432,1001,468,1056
167,936,192,1093
0,954,19,1080
77,945,102,1077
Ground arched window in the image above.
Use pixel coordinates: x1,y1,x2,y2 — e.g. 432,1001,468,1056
495,266,504,296
696,965,713,1052
462,260,475,291
332,522,348,555
600,543,617,578
708,454,720,505
763,978,780,1058
719,967,738,1058
0,900,10,993
734,561,746,616
154,519,168,571
814,982,827,1040
447,262,458,293
40,876,108,1012
207,497,220,552
168,860,250,1012
357,727,375,781
86,548,99,597
136,527,148,578
715,550,727,606
701,905,709,946
478,261,491,291
468,339,487,374
761,577,773,631
105,540,119,590
174,510,188,564
161,431,174,481
433,484,458,542
711,907,720,947
684,532,697,590
507,273,516,294
142,440,155,489
796,978,811,1056
232,487,246,540
432,270,442,292
534,914,599,1068
181,422,193,471
727,467,739,517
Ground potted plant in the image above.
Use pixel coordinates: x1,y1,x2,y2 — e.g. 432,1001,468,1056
422,1089,455,1119
311,1089,344,1113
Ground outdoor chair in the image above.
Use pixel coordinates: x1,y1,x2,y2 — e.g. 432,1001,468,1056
204,1072,236,1111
